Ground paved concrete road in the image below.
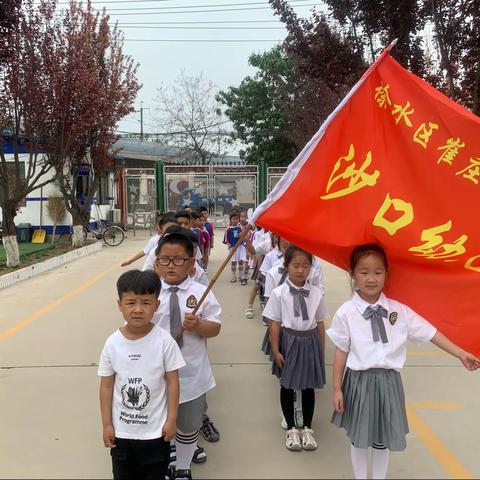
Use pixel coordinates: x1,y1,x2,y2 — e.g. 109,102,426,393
0,232,478,479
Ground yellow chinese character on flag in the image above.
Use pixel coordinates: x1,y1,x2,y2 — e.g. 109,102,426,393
409,220,468,260
455,157,480,184
437,138,465,165
374,84,392,109
391,101,414,127
321,144,380,200
413,122,439,149
373,194,414,236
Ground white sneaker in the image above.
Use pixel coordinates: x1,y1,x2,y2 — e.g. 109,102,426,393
295,408,304,428
285,428,302,451
301,427,317,450
280,415,287,429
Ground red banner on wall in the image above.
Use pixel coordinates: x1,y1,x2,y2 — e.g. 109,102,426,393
252,45,480,355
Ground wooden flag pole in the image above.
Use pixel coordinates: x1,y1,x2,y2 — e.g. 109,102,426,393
176,223,253,341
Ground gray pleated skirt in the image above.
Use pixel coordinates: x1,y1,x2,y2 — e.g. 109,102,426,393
272,328,326,390
331,368,409,451
261,326,272,357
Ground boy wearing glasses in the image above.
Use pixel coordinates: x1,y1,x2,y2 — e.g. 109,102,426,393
153,233,222,480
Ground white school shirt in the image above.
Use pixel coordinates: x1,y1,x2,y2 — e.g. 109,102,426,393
154,276,222,403
252,229,273,256
326,292,437,372
143,233,161,255
260,247,283,275
142,248,156,271
264,263,288,298
263,280,329,331
191,263,208,286
98,325,186,440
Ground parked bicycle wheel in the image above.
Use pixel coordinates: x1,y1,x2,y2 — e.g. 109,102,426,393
103,225,125,246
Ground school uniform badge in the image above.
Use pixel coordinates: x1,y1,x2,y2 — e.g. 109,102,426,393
186,295,197,308
389,312,398,325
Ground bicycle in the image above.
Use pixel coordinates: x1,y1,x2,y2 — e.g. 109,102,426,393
83,218,125,247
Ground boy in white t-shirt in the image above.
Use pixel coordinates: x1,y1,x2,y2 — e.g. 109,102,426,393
153,232,221,480
98,270,186,480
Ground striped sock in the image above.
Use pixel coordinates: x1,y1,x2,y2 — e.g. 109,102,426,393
372,444,389,479
176,430,198,470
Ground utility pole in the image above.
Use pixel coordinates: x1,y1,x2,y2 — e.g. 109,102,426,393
140,101,144,140
135,102,150,141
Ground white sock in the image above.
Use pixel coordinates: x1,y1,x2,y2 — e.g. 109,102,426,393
175,430,198,470
351,445,368,479
372,446,390,479
294,390,302,410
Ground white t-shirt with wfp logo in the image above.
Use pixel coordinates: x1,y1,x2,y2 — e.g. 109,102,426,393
98,325,185,440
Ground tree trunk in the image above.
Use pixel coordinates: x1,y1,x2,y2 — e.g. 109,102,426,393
71,210,84,248
71,225,83,247
0,203,20,267
2,235,20,267
52,223,57,244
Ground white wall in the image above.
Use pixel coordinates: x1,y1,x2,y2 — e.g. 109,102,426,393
0,154,114,232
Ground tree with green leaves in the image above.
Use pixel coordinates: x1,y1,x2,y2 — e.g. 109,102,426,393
219,2,366,167
217,46,298,166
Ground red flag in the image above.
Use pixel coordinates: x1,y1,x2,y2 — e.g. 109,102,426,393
252,44,480,355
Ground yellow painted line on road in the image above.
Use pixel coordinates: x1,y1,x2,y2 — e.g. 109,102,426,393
413,401,464,410
0,264,119,343
406,404,473,479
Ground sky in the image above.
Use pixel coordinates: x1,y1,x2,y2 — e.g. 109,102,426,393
72,0,330,140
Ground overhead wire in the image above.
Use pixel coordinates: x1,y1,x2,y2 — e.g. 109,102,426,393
97,3,324,15
123,38,283,41
91,0,314,11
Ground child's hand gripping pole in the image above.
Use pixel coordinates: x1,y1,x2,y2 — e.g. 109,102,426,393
175,224,253,343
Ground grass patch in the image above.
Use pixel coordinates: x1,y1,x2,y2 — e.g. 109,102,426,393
0,237,96,276
0,242,54,262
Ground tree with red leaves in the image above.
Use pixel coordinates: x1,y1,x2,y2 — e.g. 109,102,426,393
0,0,60,267
45,1,140,246
1,0,140,266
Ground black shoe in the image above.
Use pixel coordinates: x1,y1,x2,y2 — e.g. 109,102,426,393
174,469,192,480
165,465,175,480
192,445,207,464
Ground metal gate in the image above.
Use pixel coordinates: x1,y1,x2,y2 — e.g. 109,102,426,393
267,167,288,193
124,168,157,228
163,165,258,227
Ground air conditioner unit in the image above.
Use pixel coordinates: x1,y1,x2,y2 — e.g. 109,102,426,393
108,208,121,223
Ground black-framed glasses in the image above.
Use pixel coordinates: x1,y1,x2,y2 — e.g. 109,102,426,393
155,256,190,266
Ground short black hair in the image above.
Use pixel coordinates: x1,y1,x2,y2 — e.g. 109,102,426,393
229,210,240,220
117,270,161,298
155,232,194,257
175,210,191,220
158,212,178,228
199,206,208,212
161,225,198,246
191,211,201,220
283,245,313,268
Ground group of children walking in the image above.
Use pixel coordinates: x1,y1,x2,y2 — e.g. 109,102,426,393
100,211,480,480
245,228,480,479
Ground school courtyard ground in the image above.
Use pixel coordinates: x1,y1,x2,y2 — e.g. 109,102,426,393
0,231,478,479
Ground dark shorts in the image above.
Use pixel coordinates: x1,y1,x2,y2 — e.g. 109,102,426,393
111,436,170,480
